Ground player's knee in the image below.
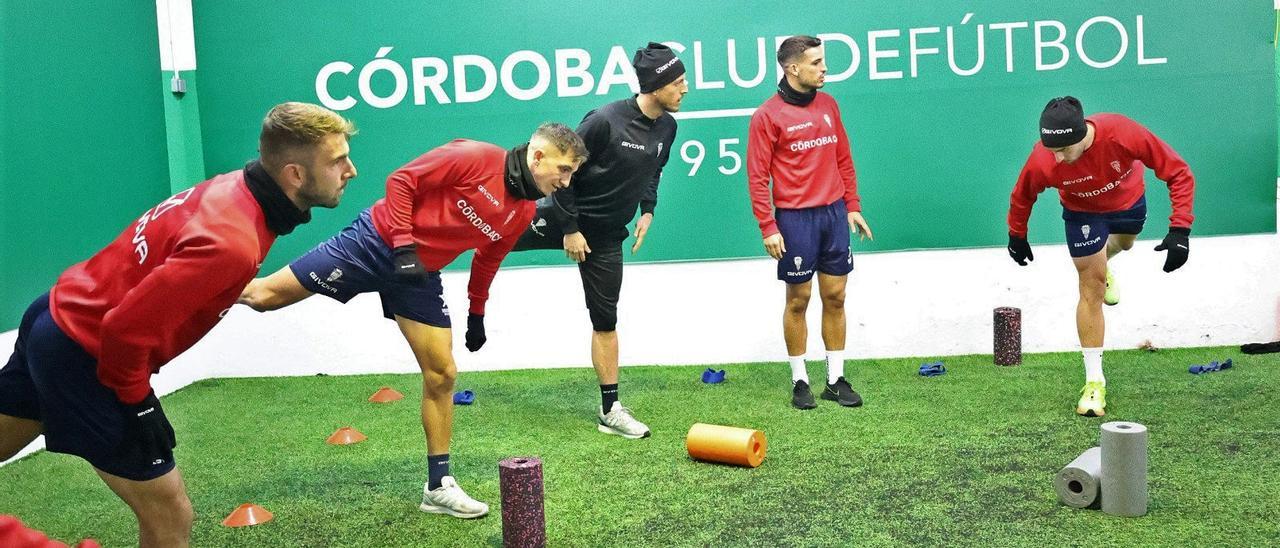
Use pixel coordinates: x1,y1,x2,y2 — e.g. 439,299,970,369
1118,239,1134,251
1078,275,1105,300
138,491,194,539
820,289,846,310
422,364,457,395
785,290,811,314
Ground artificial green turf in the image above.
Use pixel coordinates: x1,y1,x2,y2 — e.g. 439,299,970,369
1,346,1277,547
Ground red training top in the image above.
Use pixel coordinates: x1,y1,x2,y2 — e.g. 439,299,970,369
51,171,273,404
1007,113,1195,238
369,139,536,315
747,92,860,238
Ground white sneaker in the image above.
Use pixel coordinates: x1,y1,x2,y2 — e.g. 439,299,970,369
597,401,651,439
419,476,489,519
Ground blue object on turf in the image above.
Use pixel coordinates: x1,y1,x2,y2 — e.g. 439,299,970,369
1188,358,1234,375
919,361,946,377
701,368,726,384
453,390,475,405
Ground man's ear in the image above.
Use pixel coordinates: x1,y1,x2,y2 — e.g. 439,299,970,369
280,163,305,189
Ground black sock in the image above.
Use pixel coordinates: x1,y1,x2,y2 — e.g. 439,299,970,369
600,384,619,412
427,453,450,490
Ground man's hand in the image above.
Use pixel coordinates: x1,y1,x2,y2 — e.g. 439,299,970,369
631,213,653,255
464,314,486,352
564,232,591,263
1007,234,1033,266
763,233,786,260
848,211,874,241
119,391,176,465
1154,227,1190,272
392,244,427,283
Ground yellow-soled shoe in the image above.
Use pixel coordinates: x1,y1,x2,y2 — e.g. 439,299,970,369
1076,381,1107,417
1104,269,1119,306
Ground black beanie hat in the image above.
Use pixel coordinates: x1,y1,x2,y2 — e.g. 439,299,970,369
1040,96,1087,148
633,42,685,93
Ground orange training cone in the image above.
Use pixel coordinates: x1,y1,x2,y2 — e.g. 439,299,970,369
368,386,404,403
686,423,767,468
222,503,273,527
326,426,367,445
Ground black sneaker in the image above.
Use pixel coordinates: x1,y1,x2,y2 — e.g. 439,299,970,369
821,377,862,407
791,381,817,410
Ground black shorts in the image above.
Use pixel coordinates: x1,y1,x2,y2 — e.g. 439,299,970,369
0,293,175,481
514,202,625,332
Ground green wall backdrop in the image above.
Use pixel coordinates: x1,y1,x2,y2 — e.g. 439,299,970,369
1,2,1276,331
191,1,1276,273
1,3,170,330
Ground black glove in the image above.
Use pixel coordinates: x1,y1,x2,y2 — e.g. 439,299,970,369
465,313,486,352
1007,234,1034,266
1153,227,1190,272
392,244,427,283
120,391,176,466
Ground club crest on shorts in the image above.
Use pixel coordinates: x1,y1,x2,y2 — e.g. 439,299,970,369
327,268,343,283
1111,160,1122,173
1081,225,1091,239
793,256,803,271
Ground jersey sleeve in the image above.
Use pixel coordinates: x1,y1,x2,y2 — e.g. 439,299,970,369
1116,117,1196,228
747,110,780,238
466,222,524,315
832,103,860,212
640,121,676,217
1007,154,1048,238
97,235,254,404
554,111,612,234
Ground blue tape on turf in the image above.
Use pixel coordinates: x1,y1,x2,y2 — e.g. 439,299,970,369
919,361,946,377
453,390,475,404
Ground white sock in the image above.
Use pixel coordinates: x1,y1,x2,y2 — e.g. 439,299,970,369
826,350,845,384
1082,347,1105,385
789,356,808,384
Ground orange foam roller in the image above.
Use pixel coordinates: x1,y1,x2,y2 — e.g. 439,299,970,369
685,423,766,467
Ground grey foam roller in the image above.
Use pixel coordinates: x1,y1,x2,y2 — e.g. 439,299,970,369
1101,421,1148,517
1054,446,1102,509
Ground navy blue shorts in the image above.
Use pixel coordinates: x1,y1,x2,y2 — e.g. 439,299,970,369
775,200,854,283
289,208,450,328
0,293,176,481
1062,196,1147,258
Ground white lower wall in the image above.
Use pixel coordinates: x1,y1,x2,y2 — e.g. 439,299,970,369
186,232,1280,378
4,215,1278,466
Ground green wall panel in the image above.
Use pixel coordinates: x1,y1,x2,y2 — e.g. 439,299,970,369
190,1,1276,275
1,3,170,329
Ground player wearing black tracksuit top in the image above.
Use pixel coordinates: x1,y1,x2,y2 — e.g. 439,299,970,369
513,42,686,439
515,95,677,329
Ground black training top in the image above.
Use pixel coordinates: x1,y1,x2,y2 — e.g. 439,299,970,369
549,96,677,238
